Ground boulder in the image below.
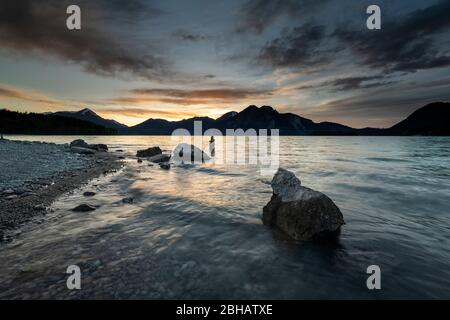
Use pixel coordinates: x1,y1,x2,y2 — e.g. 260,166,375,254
263,168,344,241
172,143,210,164
71,204,97,212
136,146,162,158
148,153,171,163
69,140,108,152
83,191,96,197
70,139,89,149
88,144,108,152
70,146,96,155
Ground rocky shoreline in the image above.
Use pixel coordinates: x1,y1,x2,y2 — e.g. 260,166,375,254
0,139,122,240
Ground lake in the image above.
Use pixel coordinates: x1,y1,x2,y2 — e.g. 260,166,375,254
0,135,449,299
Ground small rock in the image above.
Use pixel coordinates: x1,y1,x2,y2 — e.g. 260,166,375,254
33,204,46,211
159,163,171,170
137,159,143,163
71,204,97,212
3,189,14,195
181,261,196,270
83,191,96,197
122,197,134,204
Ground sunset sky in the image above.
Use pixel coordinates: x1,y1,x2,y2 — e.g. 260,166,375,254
1,0,450,127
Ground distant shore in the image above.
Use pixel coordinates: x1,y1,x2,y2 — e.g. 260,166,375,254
0,139,122,240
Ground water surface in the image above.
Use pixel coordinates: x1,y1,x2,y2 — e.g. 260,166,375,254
1,136,449,299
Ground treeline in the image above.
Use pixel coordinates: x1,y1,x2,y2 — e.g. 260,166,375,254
0,109,117,135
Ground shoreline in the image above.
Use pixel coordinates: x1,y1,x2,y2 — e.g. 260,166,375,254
0,139,122,240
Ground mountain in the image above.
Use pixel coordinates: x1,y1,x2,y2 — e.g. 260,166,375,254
121,116,216,135
215,105,358,135
386,102,450,135
122,105,360,135
0,109,117,135
43,102,449,136
51,108,127,130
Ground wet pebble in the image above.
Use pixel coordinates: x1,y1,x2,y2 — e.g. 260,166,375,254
71,204,97,212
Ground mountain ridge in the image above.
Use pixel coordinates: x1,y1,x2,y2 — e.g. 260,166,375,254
12,102,448,136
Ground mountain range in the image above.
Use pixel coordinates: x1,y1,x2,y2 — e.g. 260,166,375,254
2,102,448,136
52,102,449,136
50,108,127,130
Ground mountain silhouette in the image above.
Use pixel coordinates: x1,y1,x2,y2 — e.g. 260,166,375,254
51,108,127,130
386,102,450,135
3,103,447,136
121,103,448,135
0,109,117,135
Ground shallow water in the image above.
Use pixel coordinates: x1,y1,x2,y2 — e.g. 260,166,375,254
1,135,449,299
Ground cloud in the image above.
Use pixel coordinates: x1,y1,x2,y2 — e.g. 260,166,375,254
299,79,450,128
258,24,331,69
100,87,273,107
0,0,167,80
0,85,60,106
131,88,272,99
237,0,329,34
98,107,200,120
173,30,210,42
297,75,396,92
333,0,450,73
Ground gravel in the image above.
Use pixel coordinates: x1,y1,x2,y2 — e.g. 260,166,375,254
0,139,122,233
0,139,90,192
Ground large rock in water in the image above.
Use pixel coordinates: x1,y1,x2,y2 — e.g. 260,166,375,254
172,143,210,164
136,146,162,158
263,168,345,241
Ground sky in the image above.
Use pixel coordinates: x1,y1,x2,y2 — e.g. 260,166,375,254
0,0,450,128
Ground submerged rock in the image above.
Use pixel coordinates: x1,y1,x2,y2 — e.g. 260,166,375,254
159,163,171,170
136,146,162,158
71,204,97,212
122,197,134,204
148,153,171,163
263,168,344,241
172,143,210,164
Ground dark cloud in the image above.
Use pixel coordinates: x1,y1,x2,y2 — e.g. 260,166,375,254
334,0,450,73
131,87,273,100
298,76,396,92
258,24,330,68
173,30,210,42
0,0,167,80
237,0,329,34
